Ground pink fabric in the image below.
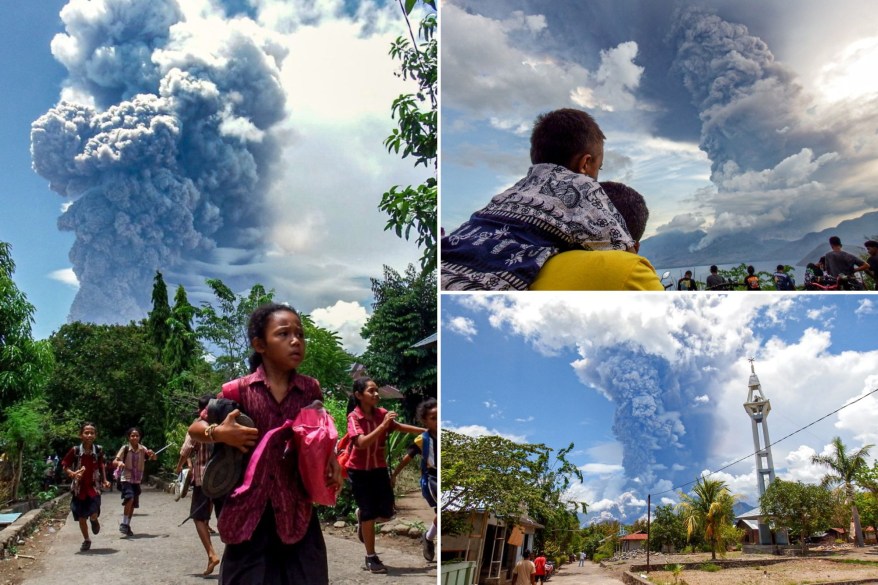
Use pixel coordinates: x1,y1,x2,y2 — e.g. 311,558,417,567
231,404,338,506
216,368,323,545
291,405,338,505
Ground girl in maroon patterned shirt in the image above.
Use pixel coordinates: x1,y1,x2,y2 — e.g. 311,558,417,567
187,303,342,585
345,377,426,573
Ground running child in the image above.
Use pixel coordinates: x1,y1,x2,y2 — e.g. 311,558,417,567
345,377,426,573
187,303,342,585
441,107,635,290
390,397,437,562
176,394,220,576
60,422,110,552
114,427,156,537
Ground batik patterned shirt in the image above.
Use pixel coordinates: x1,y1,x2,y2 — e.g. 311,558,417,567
441,163,634,290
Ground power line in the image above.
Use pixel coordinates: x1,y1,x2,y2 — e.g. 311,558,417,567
651,386,878,498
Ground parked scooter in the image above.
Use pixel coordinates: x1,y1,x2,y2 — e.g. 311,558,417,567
804,273,865,291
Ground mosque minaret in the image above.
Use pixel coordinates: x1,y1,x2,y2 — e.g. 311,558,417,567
743,358,787,546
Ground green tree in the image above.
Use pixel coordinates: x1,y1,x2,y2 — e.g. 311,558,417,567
441,430,587,536
678,476,736,560
298,313,355,398
0,397,54,500
718,263,774,290
531,443,585,557
811,436,873,547
360,265,436,416
46,322,169,449
760,479,834,553
0,242,54,409
196,280,274,380
380,0,437,273
651,504,687,553
163,284,200,375
147,271,172,359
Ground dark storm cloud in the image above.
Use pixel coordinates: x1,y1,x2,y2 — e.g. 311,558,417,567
31,0,289,323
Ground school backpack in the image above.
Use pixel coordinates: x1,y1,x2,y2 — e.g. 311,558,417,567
70,444,104,495
336,432,353,479
201,377,254,499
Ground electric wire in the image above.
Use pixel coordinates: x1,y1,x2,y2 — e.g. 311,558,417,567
651,386,878,498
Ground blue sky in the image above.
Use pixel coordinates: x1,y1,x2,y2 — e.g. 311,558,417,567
441,293,878,523
440,0,878,250
0,0,433,353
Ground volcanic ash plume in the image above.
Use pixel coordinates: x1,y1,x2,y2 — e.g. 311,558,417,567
31,0,289,323
669,6,835,180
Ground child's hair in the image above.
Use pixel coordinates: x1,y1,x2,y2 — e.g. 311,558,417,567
416,398,437,423
599,181,648,242
530,108,605,169
747,265,755,275
829,235,842,247
197,393,213,412
247,302,301,373
126,426,141,438
347,376,374,414
80,421,96,433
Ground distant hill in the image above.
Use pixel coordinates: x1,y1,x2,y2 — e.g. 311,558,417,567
640,212,878,268
734,500,756,518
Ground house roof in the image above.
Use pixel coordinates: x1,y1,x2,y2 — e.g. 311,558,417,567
736,519,759,530
621,533,648,541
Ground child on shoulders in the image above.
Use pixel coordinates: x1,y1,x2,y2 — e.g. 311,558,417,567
441,108,634,290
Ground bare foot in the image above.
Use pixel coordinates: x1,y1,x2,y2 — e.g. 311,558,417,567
204,557,220,576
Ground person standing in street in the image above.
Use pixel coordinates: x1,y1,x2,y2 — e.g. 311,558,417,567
513,550,536,585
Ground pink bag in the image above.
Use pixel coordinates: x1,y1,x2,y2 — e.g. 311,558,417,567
291,401,339,506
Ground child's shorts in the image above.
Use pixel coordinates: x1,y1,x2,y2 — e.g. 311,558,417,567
348,468,394,521
421,472,437,509
190,486,215,522
71,494,101,520
120,482,142,507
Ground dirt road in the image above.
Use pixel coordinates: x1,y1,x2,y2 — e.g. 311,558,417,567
15,486,436,584
547,561,626,585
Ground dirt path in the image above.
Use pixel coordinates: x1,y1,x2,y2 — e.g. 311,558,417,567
2,486,436,584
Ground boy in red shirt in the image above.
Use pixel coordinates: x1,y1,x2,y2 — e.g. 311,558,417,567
533,552,548,583
61,422,110,551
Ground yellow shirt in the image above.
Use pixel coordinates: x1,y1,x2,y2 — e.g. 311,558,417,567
529,250,664,291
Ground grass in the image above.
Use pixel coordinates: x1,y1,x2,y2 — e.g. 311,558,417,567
697,563,722,572
836,559,878,567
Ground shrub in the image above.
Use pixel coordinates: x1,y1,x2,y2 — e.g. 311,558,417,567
698,563,722,572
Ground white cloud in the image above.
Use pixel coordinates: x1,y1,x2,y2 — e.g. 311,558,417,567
442,4,645,131
446,315,478,340
580,463,624,475
444,423,527,444
309,300,369,355
856,299,877,317
48,268,79,288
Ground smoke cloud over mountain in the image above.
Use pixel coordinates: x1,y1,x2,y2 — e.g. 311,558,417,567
31,0,288,322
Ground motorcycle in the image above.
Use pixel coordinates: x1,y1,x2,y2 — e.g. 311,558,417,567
804,273,865,291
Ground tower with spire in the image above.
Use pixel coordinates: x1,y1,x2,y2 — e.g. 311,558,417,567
742,358,788,546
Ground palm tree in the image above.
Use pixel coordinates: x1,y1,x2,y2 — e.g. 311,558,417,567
811,436,873,547
678,476,735,560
